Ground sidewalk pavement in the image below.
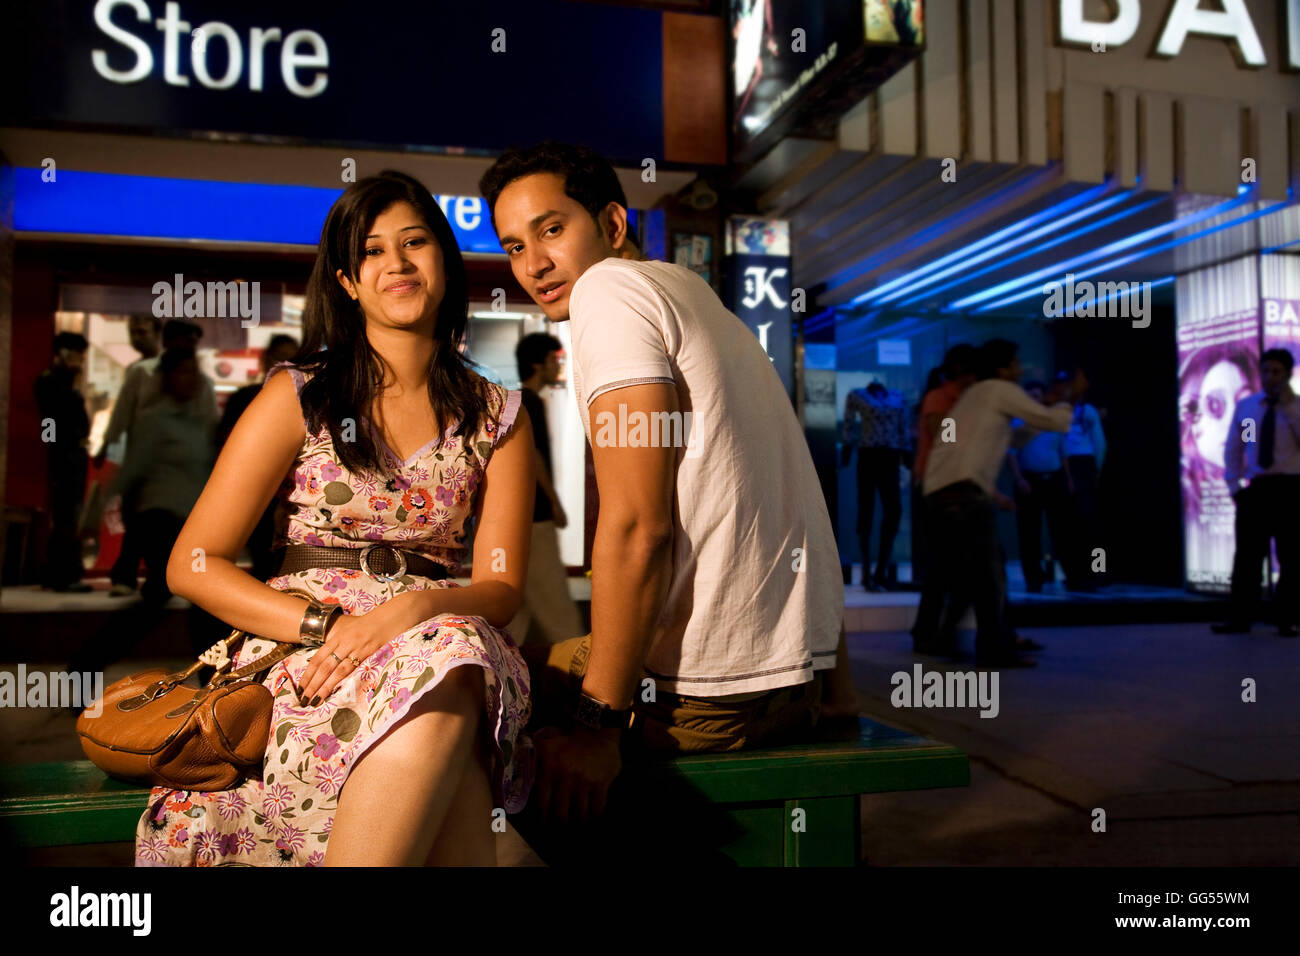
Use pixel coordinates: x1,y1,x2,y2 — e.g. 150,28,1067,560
848,622,1300,865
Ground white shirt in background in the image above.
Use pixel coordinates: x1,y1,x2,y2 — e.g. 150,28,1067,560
924,379,1073,496
1224,391,1300,489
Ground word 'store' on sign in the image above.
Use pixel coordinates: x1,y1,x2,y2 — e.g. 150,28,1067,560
91,0,329,97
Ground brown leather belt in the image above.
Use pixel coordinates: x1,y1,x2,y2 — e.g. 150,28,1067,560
270,544,450,582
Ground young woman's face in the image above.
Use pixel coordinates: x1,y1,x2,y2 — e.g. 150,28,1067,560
337,201,446,332
1193,359,1250,467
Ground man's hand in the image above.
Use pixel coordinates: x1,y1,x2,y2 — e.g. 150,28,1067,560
993,491,1017,512
532,724,622,824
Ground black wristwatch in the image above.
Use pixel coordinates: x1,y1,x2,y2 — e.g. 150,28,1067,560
573,692,632,732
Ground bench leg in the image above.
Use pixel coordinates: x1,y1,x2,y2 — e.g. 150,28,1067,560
783,796,859,867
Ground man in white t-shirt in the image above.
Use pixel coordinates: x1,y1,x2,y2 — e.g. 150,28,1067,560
481,142,848,834
917,339,1073,666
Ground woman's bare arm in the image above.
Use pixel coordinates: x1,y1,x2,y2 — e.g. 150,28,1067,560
165,369,314,643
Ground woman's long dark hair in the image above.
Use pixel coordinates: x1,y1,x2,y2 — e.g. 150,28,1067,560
293,170,490,477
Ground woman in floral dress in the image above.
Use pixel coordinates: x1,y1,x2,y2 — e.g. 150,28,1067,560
133,171,536,866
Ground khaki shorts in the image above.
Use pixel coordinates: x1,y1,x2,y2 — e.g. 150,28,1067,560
523,635,823,753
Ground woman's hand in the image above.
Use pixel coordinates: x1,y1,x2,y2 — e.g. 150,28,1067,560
296,591,432,707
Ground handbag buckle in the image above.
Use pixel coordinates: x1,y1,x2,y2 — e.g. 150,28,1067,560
116,679,175,712
359,543,406,582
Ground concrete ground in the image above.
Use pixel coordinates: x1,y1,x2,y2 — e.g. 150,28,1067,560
848,622,1300,865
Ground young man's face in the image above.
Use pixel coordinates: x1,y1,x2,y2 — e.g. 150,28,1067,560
541,350,562,386
1261,358,1290,398
492,172,623,322
55,348,85,375
128,316,159,354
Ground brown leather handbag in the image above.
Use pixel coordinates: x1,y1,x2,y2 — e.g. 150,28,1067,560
77,595,312,792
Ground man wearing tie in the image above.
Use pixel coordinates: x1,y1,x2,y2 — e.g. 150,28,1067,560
1214,348,1300,637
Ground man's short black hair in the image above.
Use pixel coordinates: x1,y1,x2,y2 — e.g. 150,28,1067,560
1262,347,1295,373
942,343,977,380
516,332,563,382
162,319,203,347
158,345,197,376
976,338,1019,379
130,314,162,332
479,141,636,246
262,333,300,370
267,333,299,352
52,332,88,353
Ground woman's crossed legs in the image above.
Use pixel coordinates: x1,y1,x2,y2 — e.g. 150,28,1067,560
325,664,496,866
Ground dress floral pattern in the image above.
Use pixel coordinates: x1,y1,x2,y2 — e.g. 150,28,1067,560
134,364,531,866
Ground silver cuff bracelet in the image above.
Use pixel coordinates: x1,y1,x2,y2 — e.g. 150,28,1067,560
299,601,342,647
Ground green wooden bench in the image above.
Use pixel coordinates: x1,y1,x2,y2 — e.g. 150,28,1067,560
634,716,968,866
0,760,151,850
0,717,968,865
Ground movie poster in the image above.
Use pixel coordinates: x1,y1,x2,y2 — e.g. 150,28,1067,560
865,0,924,44
1177,305,1260,592
732,0,859,143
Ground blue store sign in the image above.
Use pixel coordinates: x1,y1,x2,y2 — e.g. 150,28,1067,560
2,0,666,164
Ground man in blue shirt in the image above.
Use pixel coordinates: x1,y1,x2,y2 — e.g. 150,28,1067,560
1059,367,1106,592
1213,348,1300,637
842,382,912,590
1007,382,1072,592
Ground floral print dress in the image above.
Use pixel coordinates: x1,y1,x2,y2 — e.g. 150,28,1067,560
134,364,532,866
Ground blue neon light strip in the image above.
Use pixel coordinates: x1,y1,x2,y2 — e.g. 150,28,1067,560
948,190,1256,311
892,193,1168,308
970,199,1291,313
847,181,1113,307
873,188,1137,306
830,167,1067,303
12,168,508,254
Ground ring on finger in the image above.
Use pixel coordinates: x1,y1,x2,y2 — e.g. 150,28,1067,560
348,656,362,667
329,651,343,663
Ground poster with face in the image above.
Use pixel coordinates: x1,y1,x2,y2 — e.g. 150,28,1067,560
1176,306,1260,593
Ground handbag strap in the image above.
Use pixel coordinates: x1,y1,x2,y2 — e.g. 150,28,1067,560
214,640,302,686
157,588,324,692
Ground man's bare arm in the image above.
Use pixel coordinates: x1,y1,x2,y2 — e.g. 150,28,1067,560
583,382,678,710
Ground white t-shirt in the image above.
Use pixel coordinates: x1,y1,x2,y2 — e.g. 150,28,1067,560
568,258,843,697
923,379,1073,496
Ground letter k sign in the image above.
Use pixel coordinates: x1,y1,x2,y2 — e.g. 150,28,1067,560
742,266,788,309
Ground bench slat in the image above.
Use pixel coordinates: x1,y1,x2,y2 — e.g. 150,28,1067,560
0,718,970,859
